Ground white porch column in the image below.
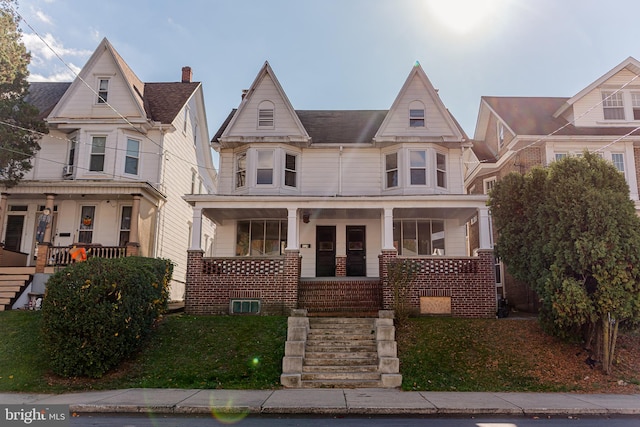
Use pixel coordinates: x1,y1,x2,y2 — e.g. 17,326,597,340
478,207,493,250
286,207,299,250
189,206,203,251
382,207,395,250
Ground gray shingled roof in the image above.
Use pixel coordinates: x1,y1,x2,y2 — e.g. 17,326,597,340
25,82,72,119
212,109,388,144
484,96,640,136
26,81,198,125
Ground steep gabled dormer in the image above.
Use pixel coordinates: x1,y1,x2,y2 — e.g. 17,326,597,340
47,38,148,129
553,56,640,127
218,61,310,147
374,62,465,144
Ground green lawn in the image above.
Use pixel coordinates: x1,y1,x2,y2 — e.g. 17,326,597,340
0,311,287,393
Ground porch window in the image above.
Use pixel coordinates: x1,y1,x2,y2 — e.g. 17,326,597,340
385,152,398,188
89,136,106,172
393,219,445,256
284,153,297,187
256,150,274,185
409,150,427,185
436,153,446,188
119,206,132,246
602,91,625,120
235,152,247,188
78,206,96,244
235,220,287,256
124,138,140,175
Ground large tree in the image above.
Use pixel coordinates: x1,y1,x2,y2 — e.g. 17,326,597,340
0,0,46,187
489,152,640,374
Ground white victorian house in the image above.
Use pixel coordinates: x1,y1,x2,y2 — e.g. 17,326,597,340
185,62,496,317
0,38,216,309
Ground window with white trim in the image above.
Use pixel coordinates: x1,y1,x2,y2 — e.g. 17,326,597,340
602,91,625,120
483,177,497,195
89,136,106,172
97,79,109,104
258,101,275,128
235,220,287,256
119,206,132,246
497,123,505,149
284,153,297,187
183,107,189,133
385,152,398,188
393,219,445,256
409,108,425,127
78,206,96,244
555,153,568,162
256,150,274,185
124,138,140,175
235,152,247,188
409,150,427,185
612,153,625,174
436,153,446,188
632,93,640,120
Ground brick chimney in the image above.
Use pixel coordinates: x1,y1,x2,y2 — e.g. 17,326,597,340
181,66,192,83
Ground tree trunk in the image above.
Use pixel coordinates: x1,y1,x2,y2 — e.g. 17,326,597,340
602,317,610,374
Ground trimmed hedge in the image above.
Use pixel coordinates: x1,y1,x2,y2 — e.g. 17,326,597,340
41,256,172,378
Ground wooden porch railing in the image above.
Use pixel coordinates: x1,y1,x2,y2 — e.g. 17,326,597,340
46,245,127,267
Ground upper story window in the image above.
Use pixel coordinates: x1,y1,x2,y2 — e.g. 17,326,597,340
89,136,106,172
235,152,247,188
124,138,140,175
191,170,197,194
483,177,497,195
436,153,446,188
258,101,275,128
497,122,505,149
183,107,189,133
409,150,427,185
97,79,109,104
612,153,625,174
385,152,398,188
256,150,274,185
284,153,297,188
632,93,640,120
67,137,77,167
409,101,425,127
602,91,625,120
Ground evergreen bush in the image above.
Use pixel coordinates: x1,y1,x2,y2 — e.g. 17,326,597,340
41,256,172,378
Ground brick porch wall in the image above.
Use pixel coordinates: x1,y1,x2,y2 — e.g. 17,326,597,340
379,249,496,318
185,250,300,315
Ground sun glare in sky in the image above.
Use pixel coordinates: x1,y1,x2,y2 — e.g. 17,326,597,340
427,0,506,35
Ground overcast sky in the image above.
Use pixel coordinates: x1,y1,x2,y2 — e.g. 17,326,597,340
14,0,640,141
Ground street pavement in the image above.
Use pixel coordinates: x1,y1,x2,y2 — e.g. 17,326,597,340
1,388,640,416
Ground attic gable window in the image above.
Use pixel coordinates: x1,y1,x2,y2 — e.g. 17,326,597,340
97,79,109,104
602,91,625,120
258,101,275,128
409,101,426,127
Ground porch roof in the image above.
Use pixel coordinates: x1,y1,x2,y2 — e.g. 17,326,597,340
185,194,488,224
2,181,166,204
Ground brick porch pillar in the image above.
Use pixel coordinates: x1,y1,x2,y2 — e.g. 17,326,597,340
35,243,50,273
185,249,204,315
283,249,300,314
379,249,398,309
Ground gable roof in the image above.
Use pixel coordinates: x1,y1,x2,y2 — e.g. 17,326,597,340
374,62,465,142
220,61,310,141
554,56,640,118
143,82,200,123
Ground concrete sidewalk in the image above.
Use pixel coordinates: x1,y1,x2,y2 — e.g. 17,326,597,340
2,388,640,416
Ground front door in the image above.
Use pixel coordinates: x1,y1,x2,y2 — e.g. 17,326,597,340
5,215,25,252
316,226,336,277
346,225,366,276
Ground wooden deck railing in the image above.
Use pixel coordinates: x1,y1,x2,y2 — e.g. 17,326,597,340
46,245,127,267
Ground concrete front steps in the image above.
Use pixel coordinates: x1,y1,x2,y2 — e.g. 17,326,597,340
0,271,32,311
281,310,402,388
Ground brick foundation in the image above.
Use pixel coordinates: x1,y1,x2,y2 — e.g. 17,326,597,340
185,250,300,315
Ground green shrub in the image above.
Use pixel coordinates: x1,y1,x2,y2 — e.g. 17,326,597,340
41,256,172,378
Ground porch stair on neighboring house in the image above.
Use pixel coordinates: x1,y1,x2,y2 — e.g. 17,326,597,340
0,268,34,311
281,310,402,388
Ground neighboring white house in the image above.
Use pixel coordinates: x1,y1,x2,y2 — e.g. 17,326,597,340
465,56,640,311
184,62,496,317
0,38,216,303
